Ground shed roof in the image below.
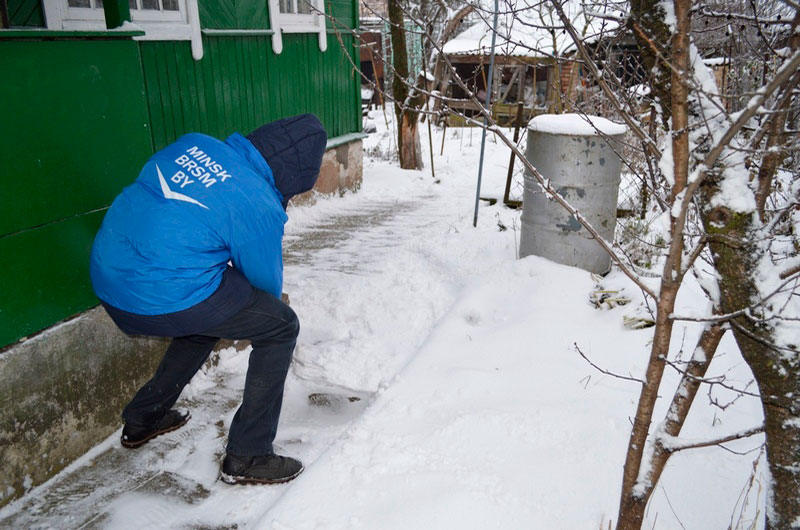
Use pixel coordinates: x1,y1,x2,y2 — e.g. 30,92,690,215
442,0,620,59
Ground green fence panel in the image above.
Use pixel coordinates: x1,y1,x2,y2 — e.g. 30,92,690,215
0,39,152,237
0,211,106,347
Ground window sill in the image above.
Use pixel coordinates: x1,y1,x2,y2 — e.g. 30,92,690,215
0,29,145,40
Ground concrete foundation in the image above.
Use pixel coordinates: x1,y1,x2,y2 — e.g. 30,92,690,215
0,307,168,507
291,137,363,205
0,137,364,508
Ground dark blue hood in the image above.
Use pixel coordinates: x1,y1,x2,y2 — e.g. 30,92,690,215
246,113,327,208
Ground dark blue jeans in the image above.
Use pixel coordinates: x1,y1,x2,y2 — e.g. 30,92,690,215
104,268,298,457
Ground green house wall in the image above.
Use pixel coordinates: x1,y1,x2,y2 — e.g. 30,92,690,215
0,38,153,348
142,32,360,151
0,0,360,348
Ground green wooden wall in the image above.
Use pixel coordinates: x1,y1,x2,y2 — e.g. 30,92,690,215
0,0,360,348
146,0,360,149
0,39,153,348
141,32,361,151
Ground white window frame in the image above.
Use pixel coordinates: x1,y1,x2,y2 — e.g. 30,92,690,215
268,0,326,55
43,0,203,59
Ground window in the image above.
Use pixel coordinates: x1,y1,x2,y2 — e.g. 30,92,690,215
268,0,327,54
279,0,313,15
44,0,203,58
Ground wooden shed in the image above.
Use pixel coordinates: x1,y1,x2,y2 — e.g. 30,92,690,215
439,1,618,125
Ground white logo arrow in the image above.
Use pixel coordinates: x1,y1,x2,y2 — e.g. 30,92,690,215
156,164,209,210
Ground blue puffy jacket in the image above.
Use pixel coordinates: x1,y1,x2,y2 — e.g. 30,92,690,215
90,114,326,316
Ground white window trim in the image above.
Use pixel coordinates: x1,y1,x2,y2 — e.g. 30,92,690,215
42,0,203,60
267,0,326,55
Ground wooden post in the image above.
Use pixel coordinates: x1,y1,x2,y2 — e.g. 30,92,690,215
440,120,447,155
104,0,131,29
503,102,525,207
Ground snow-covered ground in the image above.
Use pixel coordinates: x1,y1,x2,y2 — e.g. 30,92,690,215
0,112,766,529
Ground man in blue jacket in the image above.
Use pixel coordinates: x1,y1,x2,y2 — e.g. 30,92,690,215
90,114,327,485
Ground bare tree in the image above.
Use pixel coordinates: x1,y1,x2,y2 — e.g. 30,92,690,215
388,0,425,169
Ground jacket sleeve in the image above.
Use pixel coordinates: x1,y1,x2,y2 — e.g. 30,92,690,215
229,233,283,299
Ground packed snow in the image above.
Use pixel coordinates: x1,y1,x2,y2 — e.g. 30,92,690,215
0,111,766,529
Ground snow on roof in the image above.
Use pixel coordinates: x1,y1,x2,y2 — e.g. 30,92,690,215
442,0,621,59
528,113,627,136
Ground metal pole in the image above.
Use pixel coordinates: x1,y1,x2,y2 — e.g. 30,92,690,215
472,0,499,227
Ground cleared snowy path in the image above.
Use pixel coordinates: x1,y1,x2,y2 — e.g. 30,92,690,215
0,180,472,529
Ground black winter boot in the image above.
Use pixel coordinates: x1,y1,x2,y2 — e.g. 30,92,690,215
220,453,304,485
121,409,190,449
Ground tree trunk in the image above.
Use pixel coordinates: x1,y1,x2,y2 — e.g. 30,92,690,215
399,111,423,169
615,283,680,530
388,0,423,170
616,1,692,527
701,15,800,528
701,200,800,529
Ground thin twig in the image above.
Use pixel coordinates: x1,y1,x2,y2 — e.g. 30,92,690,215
574,342,645,385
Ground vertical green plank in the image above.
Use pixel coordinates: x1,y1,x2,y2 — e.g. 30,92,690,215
218,39,234,135
174,41,198,134
307,36,314,119
201,37,221,137
333,34,341,134
237,37,249,129
322,35,332,136
236,37,249,131
155,43,178,146
274,39,287,118
354,33,361,133
228,37,240,131
141,44,168,150
262,36,277,122
251,36,264,124
191,44,210,133
277,38,288,118
208,38,225,137
250,36,265,124
164,42,187,136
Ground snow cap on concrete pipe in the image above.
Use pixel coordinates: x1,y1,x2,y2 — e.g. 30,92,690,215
528,113,627,137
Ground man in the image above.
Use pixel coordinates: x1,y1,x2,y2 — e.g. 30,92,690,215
90,114,327,485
